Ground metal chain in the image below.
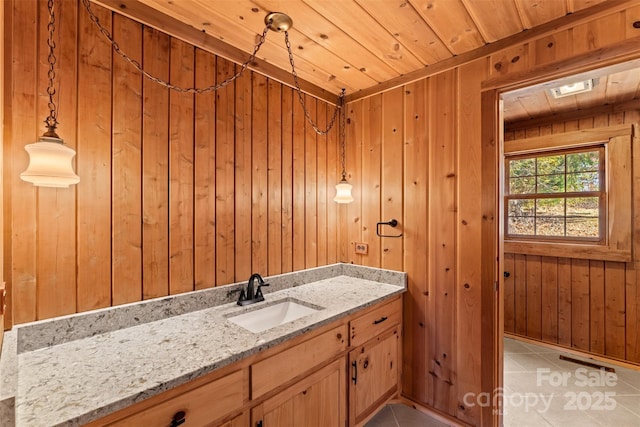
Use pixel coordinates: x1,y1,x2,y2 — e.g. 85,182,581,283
45,0,58,132
81,0,269,93
81,0,344,135
340,95,347,180
284,31,343,135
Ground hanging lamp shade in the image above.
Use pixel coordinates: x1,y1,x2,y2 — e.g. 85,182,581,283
334,178,353,203
20,136,80,188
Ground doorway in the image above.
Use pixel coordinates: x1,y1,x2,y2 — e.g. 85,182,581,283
497,60,640,426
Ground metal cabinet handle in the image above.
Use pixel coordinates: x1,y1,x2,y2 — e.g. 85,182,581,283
351,361,357,385
373,316,388,325
170,411,186,427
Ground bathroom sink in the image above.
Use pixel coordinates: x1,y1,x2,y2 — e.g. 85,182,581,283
227,299,321,333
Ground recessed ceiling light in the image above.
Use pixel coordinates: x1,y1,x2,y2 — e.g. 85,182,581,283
549,79,595,98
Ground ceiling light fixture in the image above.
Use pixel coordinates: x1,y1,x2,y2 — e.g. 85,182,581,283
20,0,80,188
549,79,595,98
334,91,353,204
82,4,351,202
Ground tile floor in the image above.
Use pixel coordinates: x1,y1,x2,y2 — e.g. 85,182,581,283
366,338,640,427
365,403,450,427
503,337,640,426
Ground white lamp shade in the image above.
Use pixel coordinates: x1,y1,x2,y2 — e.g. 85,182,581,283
20,140,80,188
334,180,353,203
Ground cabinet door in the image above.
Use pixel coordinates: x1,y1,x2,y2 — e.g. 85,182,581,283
253,359,346,427
349,326,400,425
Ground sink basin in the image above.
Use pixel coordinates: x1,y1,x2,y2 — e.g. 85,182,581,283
227,299,321,333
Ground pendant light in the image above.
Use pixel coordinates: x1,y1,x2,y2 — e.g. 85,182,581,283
334,92,353,203
20,0,79,188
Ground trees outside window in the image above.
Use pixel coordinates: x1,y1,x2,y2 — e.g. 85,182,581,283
505,146,605,243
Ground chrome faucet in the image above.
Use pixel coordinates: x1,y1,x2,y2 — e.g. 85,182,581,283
237,273,269,306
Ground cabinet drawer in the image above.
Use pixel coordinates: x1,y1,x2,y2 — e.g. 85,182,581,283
350,297,401,347
251,324,348,399
109,370,245,426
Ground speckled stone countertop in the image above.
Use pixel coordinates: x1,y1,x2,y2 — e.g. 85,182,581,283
0,263,405,427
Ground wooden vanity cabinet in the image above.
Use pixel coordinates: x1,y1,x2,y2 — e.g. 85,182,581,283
89,295,402,427
251,359,346,427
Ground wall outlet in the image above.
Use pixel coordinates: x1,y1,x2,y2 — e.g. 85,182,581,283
355,242,369,255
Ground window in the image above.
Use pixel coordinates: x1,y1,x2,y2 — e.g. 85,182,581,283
502,124,633,262
505,146,606,243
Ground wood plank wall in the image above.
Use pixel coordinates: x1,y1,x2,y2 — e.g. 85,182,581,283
345,62,489,425
3,0,341,324
345,5,640,426
503,109,640,365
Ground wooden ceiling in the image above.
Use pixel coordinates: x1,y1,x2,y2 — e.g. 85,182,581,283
503,59,640,124
124,0,608,98
93,0,639,120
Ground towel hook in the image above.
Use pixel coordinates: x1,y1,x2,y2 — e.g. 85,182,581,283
376,219,403,238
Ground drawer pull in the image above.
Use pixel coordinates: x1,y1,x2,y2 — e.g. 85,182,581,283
373,316,388,325
351,360,358,385
170,411,186,427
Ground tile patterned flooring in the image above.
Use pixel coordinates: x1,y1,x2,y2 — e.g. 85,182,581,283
366,338,640,426
503,337,640,426
365,403,450,427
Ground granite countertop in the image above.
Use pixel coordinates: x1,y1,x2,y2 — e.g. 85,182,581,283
0,263,406,427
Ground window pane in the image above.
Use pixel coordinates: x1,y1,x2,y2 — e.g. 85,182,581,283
505,147,603,241
536,198,564,217
566,172,599,192
537,154,565,175
508,217,534,235
567,151,599,172
537,174,565,193
536,217,565,236
566,217,599,237
508,199,534,216
567,197,599,217
509,158,535,177
509,177,535,194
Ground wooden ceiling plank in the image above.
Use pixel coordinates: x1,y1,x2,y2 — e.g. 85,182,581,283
348,0,640,101
301,0,425,75
353,0,452,65
188,0,378,90
140,0,355,93
517,91,554,119
460,0,524,43
516,0,568,29
503,97,532,122
605,67,640,104
93,0,339,104
251,0,399,83
408,0,485,55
